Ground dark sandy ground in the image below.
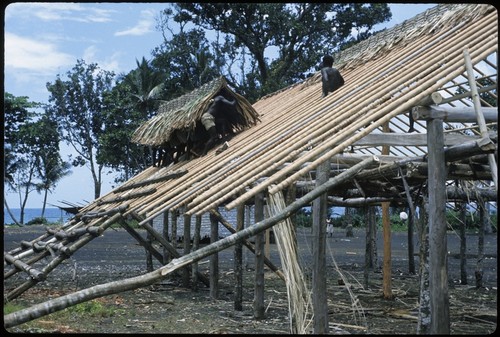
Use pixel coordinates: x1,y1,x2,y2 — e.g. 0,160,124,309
3,225,497,334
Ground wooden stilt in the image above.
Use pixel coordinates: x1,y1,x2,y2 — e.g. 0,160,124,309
234,204,244,311
427,116,450,334
312,158,329,333
381,122,392,299
209,210,219,299
253,192,265,319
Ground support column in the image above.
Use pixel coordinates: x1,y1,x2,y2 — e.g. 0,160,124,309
209,211,219,299
234,204,245,311
183,213,191,287
254,192,265,319
312,158,329,333
427,117,450,334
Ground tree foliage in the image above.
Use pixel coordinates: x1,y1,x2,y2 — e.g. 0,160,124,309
99,58,166,183
46,59,115,199
153,9,221,99
4,93,69,224
157,3,392,101
31,113,72,217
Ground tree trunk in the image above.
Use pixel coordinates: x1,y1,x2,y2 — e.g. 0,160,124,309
4,199,20,226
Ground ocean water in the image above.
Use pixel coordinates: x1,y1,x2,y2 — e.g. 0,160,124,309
3,208,73,225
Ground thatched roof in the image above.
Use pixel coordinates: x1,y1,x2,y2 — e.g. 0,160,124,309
131,76,260,146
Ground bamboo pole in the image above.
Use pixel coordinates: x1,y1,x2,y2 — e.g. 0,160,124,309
224,18,497,210
463,48,498,191
5,210,127,302
4,156,377,329
126,11,496,220
209,209,285,281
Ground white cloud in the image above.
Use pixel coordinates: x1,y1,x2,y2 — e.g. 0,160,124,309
6,2,115,23
115,9,156,36
4,32,75,73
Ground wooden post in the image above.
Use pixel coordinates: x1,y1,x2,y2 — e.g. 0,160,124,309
458,201,468,285
254,192,265,319
364,205,377,288
475,200,486,288
209,211,219,299
171,210,178,248
364,205,370,288
381,203,392,298
312,158,329,333
417,197,431,334
399,167,416,274
146,219,154,272
381,122,392,299
162,210,170,264
427,116,450,334
192,214,202,291
234,204,245,311
407,207,415,274
463,48,498,191
183,213,191,287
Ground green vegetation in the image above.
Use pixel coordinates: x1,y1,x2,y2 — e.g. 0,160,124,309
293,207,497,233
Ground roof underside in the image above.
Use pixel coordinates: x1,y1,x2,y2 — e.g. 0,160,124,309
77,3,496,224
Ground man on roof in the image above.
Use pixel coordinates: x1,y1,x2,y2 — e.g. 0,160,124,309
201,95,237,155
321,55,345,97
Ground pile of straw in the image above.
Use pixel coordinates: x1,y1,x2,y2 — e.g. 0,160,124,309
267,187,313,334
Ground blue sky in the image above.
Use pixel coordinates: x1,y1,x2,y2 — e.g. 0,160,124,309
4,2,437,209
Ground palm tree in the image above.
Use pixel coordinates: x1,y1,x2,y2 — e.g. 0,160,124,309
123,57,167,166
124,57,166,119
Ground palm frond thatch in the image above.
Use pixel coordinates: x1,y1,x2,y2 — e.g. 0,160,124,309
131,76,260,147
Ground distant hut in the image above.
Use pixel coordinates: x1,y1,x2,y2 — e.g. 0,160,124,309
131,76,260,165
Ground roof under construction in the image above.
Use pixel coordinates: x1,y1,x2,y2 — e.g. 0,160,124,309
4,3,497,317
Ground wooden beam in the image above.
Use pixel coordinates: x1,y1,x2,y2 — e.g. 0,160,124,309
412,106,498,123
353,132,484,147
440,83,497,105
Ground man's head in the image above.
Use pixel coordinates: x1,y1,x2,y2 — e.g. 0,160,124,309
322,55,334,68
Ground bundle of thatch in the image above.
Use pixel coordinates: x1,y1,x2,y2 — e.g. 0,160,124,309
131,76,260,147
